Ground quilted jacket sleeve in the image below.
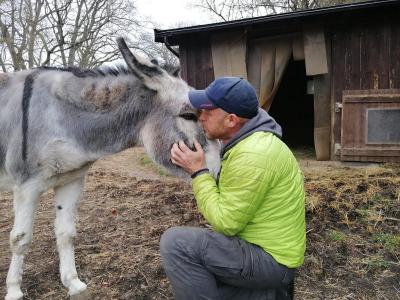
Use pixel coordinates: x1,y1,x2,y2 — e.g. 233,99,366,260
192,150,271,236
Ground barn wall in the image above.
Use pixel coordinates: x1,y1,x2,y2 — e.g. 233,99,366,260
331,15,400,160
176,9,400,162
179,36,214,89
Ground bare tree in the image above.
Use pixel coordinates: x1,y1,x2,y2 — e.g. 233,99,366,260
136,30,179,67
191,0,369,21
0,0,47,70
0,0,142,71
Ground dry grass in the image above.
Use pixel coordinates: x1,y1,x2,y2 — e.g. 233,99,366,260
297,164,400,299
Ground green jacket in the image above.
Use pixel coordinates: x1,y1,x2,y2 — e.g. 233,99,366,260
193,110,306,268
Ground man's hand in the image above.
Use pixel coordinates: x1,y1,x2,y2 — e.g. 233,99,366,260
170,140,207,175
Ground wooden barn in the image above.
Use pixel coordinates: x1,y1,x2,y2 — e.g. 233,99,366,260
154,0,400,162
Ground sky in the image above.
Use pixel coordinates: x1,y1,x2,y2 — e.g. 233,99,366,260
135,0,217,29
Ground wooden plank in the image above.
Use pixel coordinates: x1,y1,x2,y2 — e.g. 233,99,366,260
341,155,400,163
183,37,214,89
303,27,328,75
347,26,361,90
380,23,391,89
205,41,215,88
331,28,346,160
343,89,400,96
313,32,332,160
342,148,400,156
341,102,364,147
344,97,400,103
199,42,208,89
179,45,188,81
195,42,205,89
360,23,389,90
390,20,400,88
342,90,400,105
185,41,196,87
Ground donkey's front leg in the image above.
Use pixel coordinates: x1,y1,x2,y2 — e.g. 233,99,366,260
6,184,40,300
54,177,87,296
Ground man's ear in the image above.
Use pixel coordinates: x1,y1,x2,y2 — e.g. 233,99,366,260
225,114,238,128
226,114,248,128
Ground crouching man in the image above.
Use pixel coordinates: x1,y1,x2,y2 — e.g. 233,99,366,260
161,77,306,299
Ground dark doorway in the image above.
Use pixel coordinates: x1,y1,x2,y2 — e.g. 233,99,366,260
268,59,314,153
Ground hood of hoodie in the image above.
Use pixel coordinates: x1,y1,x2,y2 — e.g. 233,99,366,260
221,108,282,157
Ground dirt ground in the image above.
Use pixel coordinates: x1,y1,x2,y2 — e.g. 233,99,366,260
0,148,399,300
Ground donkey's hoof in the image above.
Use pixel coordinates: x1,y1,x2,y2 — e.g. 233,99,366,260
68,279,87,296
70,289,91,300
5,287,23,300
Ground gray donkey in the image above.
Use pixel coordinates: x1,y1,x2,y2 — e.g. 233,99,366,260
0,38,220,300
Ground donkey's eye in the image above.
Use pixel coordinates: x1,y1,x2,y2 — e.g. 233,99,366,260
179,113,198,122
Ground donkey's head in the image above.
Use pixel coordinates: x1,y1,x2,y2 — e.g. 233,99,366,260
117,38,220,178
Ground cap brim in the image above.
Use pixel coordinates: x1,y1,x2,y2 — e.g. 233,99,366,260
188,90,217,109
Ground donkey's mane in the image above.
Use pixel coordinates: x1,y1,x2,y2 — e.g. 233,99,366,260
38,65,132,78
38,63,179,79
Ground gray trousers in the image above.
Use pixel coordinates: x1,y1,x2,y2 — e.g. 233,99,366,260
160,227,295,300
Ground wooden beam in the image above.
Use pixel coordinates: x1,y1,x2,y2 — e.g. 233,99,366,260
303,27,328,75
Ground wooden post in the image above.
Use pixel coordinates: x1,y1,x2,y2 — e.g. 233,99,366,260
303,26,331,160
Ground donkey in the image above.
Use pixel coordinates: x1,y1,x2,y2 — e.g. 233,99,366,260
0,37,220,300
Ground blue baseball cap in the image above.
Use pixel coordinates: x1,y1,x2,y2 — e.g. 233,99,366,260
188,77,259,119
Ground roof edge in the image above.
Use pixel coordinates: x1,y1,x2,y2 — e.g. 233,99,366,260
154,0,400,43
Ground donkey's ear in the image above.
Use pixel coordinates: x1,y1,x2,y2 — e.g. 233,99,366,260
117,38,163,89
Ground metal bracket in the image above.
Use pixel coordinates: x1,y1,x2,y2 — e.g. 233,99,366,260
334,143,342,155
335,102,343,113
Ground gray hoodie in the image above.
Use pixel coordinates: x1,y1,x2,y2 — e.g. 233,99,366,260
221,108,282,157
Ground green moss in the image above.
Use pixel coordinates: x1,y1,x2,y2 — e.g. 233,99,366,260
138,153,170,177
361,256,390,272
372,233,400,254
139,154,153,166
328,229,346,242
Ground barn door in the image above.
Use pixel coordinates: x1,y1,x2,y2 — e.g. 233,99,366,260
340,89,400,162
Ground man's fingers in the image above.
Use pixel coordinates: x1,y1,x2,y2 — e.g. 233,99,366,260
171,156,179,165
170,141,206,173
171,144,182,158
170,147,183,167
178,140,190,152
193,140,203,152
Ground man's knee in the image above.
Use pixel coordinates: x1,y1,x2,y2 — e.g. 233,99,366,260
160,227,182,254
160,226,205,258
160,227,191,253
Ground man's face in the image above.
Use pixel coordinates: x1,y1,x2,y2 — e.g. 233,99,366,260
198,108,230,140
